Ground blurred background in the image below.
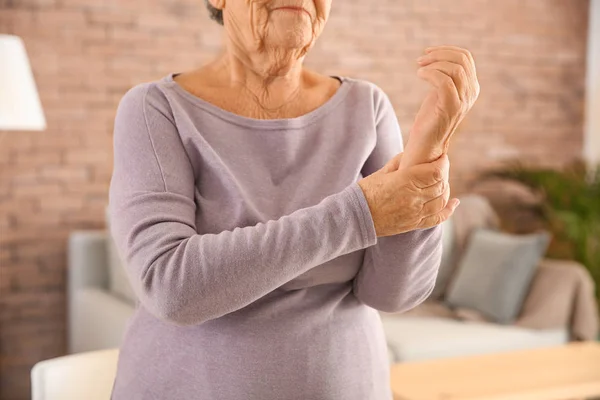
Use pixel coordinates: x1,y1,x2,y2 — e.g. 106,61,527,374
0,0,599,399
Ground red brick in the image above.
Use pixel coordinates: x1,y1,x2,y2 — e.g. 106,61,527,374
14,150,62,167
64,148,110,165
13,212,62,230
39,166,89,183
138,13,179,31
63,181,109,196
5,9,38,32
86,10,135,27
2,262,62,292
0,246,14,265
39,9,86,29
38,195,85,212
12,183,63,198
32,131,83,150
0,200,37,216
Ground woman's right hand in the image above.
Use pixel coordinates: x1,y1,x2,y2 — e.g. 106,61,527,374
357,152,460,237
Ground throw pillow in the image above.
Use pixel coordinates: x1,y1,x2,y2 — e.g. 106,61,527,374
445,229,551,324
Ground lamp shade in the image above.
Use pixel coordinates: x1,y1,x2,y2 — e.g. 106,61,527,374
0,34,46,131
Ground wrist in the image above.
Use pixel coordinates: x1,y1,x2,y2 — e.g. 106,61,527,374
411,125,452,158
402,141,446,166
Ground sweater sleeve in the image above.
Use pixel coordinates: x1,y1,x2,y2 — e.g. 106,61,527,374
108,83,378,326
352,87,443,314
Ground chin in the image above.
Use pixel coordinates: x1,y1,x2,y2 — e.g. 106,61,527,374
266,19,314,50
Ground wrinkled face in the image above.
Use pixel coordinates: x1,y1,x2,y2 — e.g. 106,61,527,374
213,0,331,56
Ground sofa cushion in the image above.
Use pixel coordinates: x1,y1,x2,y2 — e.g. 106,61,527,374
381,316,568,363
69,288,135,353
105,208,137,305
445,229,551,324
430,195,501,299
381,300,492,326
516,259,599,341
450,195,501,251
382,300,456,319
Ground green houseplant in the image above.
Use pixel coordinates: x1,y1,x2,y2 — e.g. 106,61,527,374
479,160,600,306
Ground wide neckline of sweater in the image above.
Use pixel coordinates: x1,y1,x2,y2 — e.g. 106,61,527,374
160,72,353,130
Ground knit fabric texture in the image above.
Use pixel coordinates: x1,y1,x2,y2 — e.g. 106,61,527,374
108,73,442,400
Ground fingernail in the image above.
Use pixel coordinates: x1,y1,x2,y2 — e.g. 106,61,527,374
416,56,426,63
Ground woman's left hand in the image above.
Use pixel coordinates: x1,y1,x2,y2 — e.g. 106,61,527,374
400,45,480,169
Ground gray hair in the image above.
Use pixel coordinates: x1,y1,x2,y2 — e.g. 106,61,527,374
205,0,224,25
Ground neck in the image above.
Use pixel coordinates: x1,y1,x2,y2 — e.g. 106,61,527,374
211,38,307,113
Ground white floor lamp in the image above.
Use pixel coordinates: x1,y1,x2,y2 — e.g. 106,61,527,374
0,34,46,139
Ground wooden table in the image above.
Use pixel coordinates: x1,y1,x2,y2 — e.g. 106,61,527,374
390,342,600,400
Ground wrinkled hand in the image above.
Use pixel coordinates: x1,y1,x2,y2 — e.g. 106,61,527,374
400,45,480,169
358,152,459,237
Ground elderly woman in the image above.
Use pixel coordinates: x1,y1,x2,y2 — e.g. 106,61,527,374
108,0,479,399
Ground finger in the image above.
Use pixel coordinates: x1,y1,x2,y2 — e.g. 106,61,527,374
418,50,479,104
403,154,450,189
421,182,451,216
440,154,450,182
425,45,476,72
417,198,460,229
417,49,476,82
418,61,468,102
416,68,461,114
419,180,446,207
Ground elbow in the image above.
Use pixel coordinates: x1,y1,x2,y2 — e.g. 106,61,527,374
134,251,236,327
393,280,435,314
359,226,442,314
147,298,204,327
138,274,233,327
359,282,435,314
137,264,212,327
119,231,217,326
148,295,232,327
137,286,206,327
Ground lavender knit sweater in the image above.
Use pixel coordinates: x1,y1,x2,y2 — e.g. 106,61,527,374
108,73,442,400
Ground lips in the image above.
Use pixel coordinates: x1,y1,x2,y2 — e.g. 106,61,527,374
273,6,311,17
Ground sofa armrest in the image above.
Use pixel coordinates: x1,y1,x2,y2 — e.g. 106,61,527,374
68,230,109,295
31,348,119,400
516,258,599,341
68,288,134,354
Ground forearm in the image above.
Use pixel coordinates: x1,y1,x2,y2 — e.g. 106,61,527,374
110,183,377,326
399,128,449,168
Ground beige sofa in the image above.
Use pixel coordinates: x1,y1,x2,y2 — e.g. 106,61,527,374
67,196,598,362
380,195,599,363
67,228,137,354
31,348,119,400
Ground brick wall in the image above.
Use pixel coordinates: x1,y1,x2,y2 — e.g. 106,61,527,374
0,0,589,398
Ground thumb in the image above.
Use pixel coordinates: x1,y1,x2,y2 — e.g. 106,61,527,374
380,152,403,174
403,153,449,188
